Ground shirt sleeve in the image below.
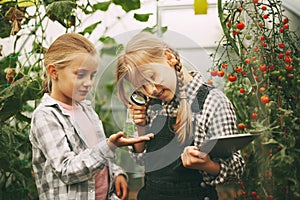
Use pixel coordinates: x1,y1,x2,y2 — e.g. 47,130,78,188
199,90,245,185
127,145,146,166
30,108,116,185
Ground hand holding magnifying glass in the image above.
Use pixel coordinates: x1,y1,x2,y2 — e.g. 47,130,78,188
123,91,148,137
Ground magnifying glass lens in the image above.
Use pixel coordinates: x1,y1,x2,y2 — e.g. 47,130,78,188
130,91,147,105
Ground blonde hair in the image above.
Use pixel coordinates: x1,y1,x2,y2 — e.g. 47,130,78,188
115,32,192,142
43,33,97,93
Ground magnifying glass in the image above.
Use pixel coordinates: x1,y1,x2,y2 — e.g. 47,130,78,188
130,91,147,106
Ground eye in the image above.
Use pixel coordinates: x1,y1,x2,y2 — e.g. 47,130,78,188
77,72,86,79
91,72,97,80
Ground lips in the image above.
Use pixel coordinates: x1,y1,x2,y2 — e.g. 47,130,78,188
79,90,89,96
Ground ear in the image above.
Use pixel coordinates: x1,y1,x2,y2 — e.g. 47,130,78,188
47,64,58,80
164,49,177,67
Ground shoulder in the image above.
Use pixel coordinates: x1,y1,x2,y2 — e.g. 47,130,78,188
207,88,231,104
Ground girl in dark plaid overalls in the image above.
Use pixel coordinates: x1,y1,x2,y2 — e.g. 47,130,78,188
116,32,245,200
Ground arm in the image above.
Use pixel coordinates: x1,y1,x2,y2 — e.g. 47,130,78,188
30,108,152,185
109,162,128,200
30,109,114,185
182,90,245,185
128,104,148,153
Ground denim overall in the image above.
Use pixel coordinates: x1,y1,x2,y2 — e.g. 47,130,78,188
137,84,218,200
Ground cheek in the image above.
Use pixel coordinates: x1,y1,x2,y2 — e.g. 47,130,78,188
163,72,177,92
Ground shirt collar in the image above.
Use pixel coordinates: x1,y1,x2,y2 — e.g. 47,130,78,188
41,93,92,116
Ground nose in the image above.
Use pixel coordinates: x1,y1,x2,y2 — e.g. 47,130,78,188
144,83,158,96
83,78,93,87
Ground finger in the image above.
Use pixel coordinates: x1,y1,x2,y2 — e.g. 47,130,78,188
130,104,146,110
115,131,125,139
181,152,187,165
133,118,146,125
132,113,146,119
189,149,202,157
125,134,154,144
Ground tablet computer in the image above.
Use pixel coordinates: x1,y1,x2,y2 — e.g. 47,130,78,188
201,133,260,158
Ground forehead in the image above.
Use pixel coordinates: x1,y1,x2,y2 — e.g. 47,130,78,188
128,63,168,86
69,53,99,70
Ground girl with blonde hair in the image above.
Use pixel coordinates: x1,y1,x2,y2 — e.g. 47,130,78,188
116,32,245,200
30,33,153,200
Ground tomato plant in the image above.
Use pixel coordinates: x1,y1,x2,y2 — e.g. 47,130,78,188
213,0,300,199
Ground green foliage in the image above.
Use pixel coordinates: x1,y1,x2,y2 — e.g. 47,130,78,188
134,13,153,22
79,21,102,35
46,0,77,27
113,0,140,12
213,0,300,199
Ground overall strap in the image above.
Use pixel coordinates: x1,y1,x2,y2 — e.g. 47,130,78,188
172,83,214,170
191,83,214,113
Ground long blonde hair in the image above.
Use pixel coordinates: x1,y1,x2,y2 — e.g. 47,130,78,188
115,32,193,142
43,33,97,93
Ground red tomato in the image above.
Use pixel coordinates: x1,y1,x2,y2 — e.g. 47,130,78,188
210,70,218,76
218,70,225,77
261,5,267,10
278,43,285,48
251,191,257,196
238,123,246,130
278,53,284,59
221,63,228,69
261,95,270,104
283,18,289,24
234,66,243,73
262,42,267,47
239,88,245,93
228,75,237,82
259,64,267,72
285,56,292,63
233,30,239,36
259,87,266,93
279,27,284,33
236,21,245,30
267,195,273,200
285,65,293,71
207,80,213,85
251,112,258,119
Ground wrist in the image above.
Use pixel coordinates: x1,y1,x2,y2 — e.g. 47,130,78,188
106,138,117,151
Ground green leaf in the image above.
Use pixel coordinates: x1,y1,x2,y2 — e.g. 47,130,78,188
0,17,11,38
80,21,102,35
92,1,111,11
142,25,168,34
112,0,140,12
133,13,152,22
99,36,124,56
46,1,77,25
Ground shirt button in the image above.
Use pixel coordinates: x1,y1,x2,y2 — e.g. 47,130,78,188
204,197,210,200
200,182,206,188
